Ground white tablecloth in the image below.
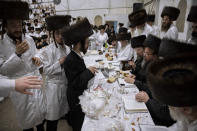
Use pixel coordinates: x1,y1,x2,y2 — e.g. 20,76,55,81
81,50,155,131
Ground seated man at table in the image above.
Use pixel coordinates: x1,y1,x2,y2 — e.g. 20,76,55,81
125,35,175,127
62,18,98,131
129,35,146,76
115,27,136,62
147,53,197,131
125,34,160,94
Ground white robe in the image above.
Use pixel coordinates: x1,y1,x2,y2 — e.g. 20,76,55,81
117,43,136,61
160,24,178,40
38,43,70,120
0,74,15,97
133,23,154,37
0,34,46,129
96,32,108,50
89,30,97,50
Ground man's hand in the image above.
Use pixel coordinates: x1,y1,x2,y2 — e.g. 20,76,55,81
15,76,43,95
88,66,98,74
32,57,42,66
135,91,150,103
15,40,29,55
124,77,135,84
59,56,66,65
129,61,136,69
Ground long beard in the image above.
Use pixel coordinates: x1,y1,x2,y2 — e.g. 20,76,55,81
7,32,22,43
161,22,171,32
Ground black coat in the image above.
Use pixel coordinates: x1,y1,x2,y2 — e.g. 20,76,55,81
131,56,143,76
146,99,176,127
133,60,175,127
63,51,94,131
64,50,94,108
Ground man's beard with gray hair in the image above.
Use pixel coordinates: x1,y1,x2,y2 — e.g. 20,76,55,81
161,22,171,32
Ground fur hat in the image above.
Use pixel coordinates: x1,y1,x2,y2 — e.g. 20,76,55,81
107,35,116,44
161,6,180,21
98,25,105,30
46,15,70,31
147,14,155,22
0,1,29,20
147,53,197,107
119,23,124,27
159,38,197,58
143,34,161,55
128,9,147,27
133,3,144,12
62,17,93,46
116,27,131,41
131,35,146,48
187,6,197,22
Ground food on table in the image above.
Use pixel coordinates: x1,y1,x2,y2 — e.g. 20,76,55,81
131,122,135,126
132,128,136,131
99,61,104,65
107,56,113,61
107,76,116,83
105,53,110,57
98,50,103,55
123,72,129,77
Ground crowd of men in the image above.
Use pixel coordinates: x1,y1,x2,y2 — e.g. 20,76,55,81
0,1,197,131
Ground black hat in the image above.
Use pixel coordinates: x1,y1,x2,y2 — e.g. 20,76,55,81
41,35,48,39
116,27,131,41
128,9,147,27
119,23,124,27
0,1,29,20
147,53,197,107
131,35,146,48
27,23,31,27
107,35,116,44
159,38,197,58
143,34,161,55
147,14,155,22
46,15,70,31
98,25,105,30
65,15,72,22
28,26,34,30
35,28,41,31
34,19,38,23
133,3,144,12
62,17,93,46
187,6,197,22
161,6,180,21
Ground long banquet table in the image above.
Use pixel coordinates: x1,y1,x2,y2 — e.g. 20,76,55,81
80,50,155,131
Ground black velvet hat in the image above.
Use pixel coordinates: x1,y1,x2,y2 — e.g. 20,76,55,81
116,27,131,41
147,14,155,22
143,34,161,55
119,23,124,27
0,1,29,20
131,35,146,48
161,6,180,21
159,38,197,58
62,17,93,46
46,15,70,31
128,9,147,27
147,53,197,107
187,6,197,22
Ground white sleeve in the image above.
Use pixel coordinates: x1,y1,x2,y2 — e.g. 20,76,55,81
166,28,178,40
0,53,23,76
0,75,15,97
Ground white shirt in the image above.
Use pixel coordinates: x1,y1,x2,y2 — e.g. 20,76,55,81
96,32,108,50
133,23,154,37
117,43,135,61
160,24,178,40
0,75,15,97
